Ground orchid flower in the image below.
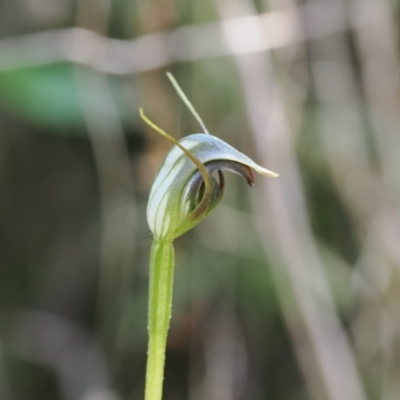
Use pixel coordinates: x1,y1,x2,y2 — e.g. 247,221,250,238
140,73,278,400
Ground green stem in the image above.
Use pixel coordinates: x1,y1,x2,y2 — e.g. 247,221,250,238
145,239,175,400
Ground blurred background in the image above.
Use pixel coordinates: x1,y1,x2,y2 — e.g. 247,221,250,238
1,0,400,399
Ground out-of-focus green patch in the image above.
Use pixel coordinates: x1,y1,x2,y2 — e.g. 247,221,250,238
0,64,136,132
237,255,277,317
0,64,85,129
318,242,353,314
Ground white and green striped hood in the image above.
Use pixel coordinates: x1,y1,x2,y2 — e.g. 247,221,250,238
147,133,278,241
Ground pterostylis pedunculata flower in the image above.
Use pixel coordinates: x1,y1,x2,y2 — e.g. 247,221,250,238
140,73,278,400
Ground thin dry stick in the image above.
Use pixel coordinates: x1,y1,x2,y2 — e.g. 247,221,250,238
215,0,367,399
351,0,400,395
0,3,382,75
74,0,136,346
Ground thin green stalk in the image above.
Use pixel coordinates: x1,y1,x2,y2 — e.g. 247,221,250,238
145,239,175,400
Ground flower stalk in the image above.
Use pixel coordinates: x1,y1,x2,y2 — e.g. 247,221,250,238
145,239,174,400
